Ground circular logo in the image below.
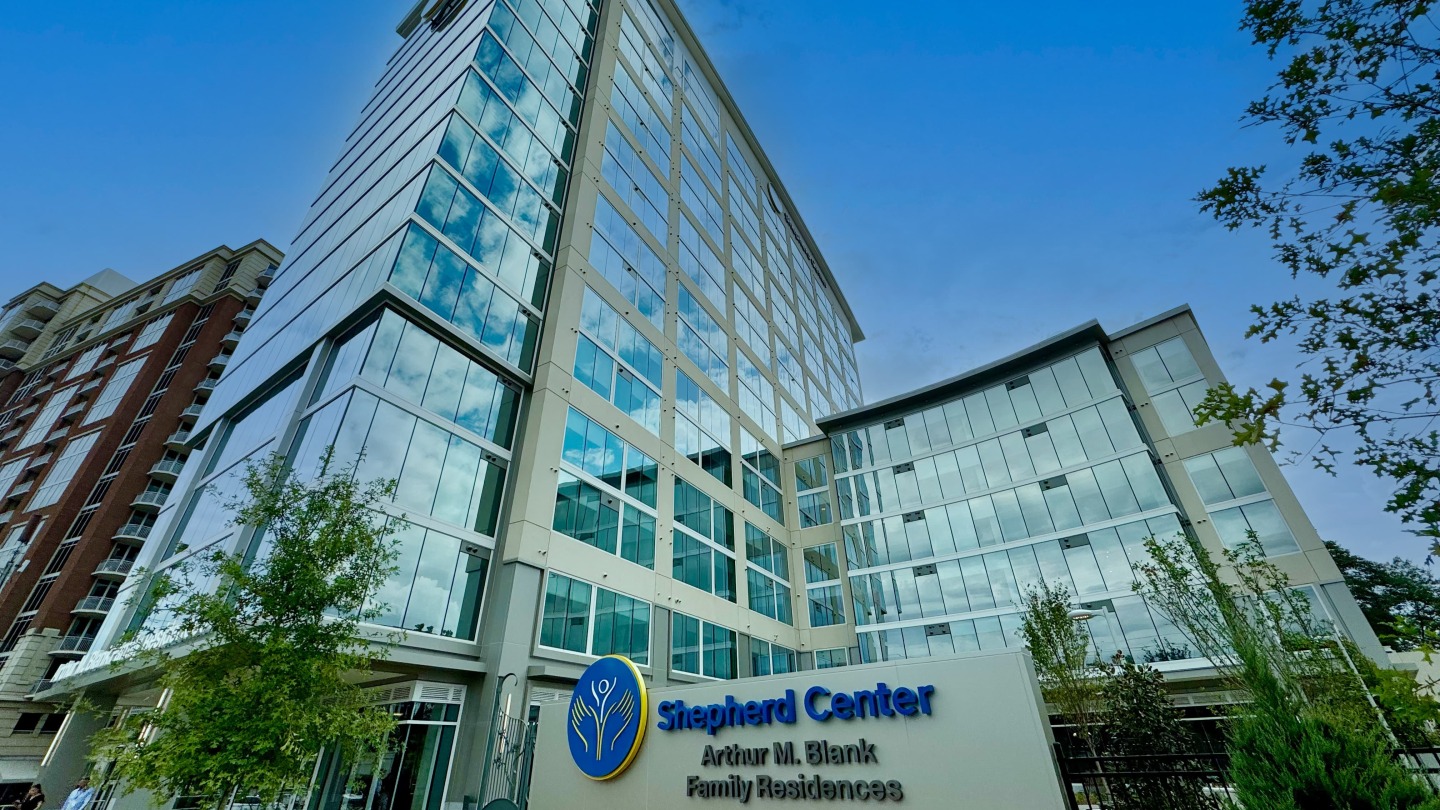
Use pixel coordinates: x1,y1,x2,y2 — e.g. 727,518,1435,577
567,655,647,780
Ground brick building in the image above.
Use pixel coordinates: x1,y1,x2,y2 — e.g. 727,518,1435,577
0,242,280,792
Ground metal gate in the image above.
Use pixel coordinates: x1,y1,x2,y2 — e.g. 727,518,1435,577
477,676,541,809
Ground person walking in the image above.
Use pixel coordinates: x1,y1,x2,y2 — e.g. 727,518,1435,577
14,783,43,810
58,778,92,810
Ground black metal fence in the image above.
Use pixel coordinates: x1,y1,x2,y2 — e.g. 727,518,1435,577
1056,745,1440,809
1055,748,1236,810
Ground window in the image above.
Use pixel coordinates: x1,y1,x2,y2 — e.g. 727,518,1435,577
732,232,762,297
681,107,722,192
306,390,507,536
781,399,808,445
366,522,488,639
83,355,147,425
750,638,795,677
387,222,540,372
617,11,673,119
540,573,651,664
456,68,569,203
17,385,79,450
574,288,663,435
1183,447,1298,557
132,314,173,352
676,287,728,390
815,648,850,669
671,612,736,679
735,350,775,441
555,408,658,568
611,61,670,167
745,523,792,624
740,429,782,524
1130,337,1202,394
1211,501,1301,557
682,59,721,141
29,431,101,510
318,310,520,449
0,458,28,502
733,290,769,367
1151,380,1210,435
165,267,203,303
675,371,731,485
600,123,668,243
795,454,832,528
805,543,845,627
428,124,561,257
672,477,735,601
63,345,104,381
1184,447,1266,505
590,195,666,328
678,218,726,311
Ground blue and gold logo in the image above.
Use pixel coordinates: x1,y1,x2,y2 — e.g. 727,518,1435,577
567,655,647,780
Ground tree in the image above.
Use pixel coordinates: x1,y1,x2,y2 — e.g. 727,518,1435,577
90,451,402,809
1097,659,1216,810
1196,0,1440,547
1328,539,1440,650
1017,583,1104,758
1134,533,1440,809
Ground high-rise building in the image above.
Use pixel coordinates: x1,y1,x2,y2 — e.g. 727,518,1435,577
0,242,279,797
36,1,1380,808
45,0,865,805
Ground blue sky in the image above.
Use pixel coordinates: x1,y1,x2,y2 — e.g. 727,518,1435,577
0,1,1417,563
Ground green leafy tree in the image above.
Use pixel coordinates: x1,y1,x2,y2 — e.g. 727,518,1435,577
1018,582,1104,758
1196,0,1440,546
90,451,402,809
1097,659,1218,810
1328,539,1440,650
1134,533,1440,809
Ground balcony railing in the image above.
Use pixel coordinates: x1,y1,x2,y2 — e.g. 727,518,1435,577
23,299,59,319
149,459,185,481
92,558,134,579
0,339,31,360
131,490,169,511
73,596,115,615
166,431,191,449
8,318,45,338
28,678,53,695
179,404,204,421
52,635,94,655
113,523,152,544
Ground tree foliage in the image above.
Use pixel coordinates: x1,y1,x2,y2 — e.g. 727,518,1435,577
90,451,402,809
1017,582,1104,757
1134,533,1440,809
1196,0,1440,545
1328,539,1440,650
1097,660,1216,810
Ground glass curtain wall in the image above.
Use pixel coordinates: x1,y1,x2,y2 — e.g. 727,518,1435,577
830,346,1200,665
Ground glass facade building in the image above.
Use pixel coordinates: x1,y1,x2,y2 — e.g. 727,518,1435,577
36,1,1381,808
800,311,1381,675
